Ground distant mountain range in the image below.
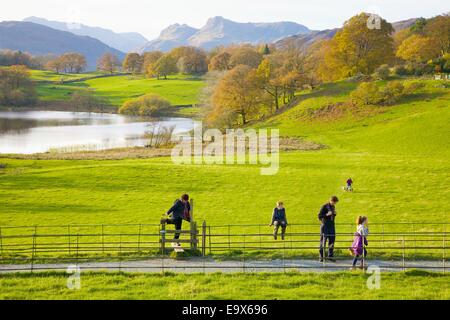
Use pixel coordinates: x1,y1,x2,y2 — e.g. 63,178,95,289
23,16,148,52
0,15,423,67
140,16,310,52
0,21,125,70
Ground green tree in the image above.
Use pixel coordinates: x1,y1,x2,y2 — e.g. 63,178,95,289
151,54,178,79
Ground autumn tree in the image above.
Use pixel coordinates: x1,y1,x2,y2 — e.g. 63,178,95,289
150,54,178,79
122,53,143,74
176,48,208,74
396,35,440,63
97,53,121,74
423,15,450,56
0,65,37,106
257,57,283,111
324,13,395,80
208,51,232,71
229,46,263,69
59,53,87,73
210,65,266,126
142,51,164,75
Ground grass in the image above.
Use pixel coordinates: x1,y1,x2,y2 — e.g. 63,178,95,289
0,270,448,299
0,78,449,260
32,71,205,107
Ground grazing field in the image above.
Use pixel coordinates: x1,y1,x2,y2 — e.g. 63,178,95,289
0,270,448,300
33,71,205,107
1,78,449,261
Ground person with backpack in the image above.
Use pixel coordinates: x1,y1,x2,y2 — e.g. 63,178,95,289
161,194,191,244
318,196,339,262
350,216,369,269
269,201,288,240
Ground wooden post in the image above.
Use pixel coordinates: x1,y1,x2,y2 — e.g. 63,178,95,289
191,221,198,251
101,224,105,254
137,224,142,253
0,226,3,257
202,221,207,257
189,199,197,251
160,222,166,255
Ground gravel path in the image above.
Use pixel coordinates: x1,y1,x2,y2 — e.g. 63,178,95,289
0,258,448,273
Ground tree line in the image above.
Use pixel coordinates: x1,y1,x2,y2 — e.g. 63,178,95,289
201,13,450,128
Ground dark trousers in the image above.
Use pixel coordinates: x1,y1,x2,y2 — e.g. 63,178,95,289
166,217,183,240
273,221,287,238
319,232,335,258
352,249,368,266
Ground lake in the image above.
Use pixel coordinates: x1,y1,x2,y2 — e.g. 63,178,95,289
0,111,195,154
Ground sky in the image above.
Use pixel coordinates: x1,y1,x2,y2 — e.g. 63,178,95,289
1,0,448,40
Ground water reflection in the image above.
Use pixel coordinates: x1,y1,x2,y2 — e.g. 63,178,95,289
0,111,194,154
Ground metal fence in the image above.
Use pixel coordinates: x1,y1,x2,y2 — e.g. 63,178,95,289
0,222,448,272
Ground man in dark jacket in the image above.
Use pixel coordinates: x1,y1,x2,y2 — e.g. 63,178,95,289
161,194,191,242
269,201,288,240
318,196,339,262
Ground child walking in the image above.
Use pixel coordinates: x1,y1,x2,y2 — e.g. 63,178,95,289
350,216,369,269
269,201,288,240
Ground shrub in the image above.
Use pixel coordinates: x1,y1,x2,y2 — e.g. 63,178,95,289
70,91,107,112
403,81,426,95
373,64,390,80
118,94,171,117
350,82,382,106
118,99,140,115
392,65,408,76
381,81,404,104
350,81,408,107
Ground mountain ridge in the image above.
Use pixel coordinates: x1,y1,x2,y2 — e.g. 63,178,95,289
0,21,125,70
140,16,310,52
23,16,148,52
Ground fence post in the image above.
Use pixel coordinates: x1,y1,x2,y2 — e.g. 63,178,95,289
443,226,446,274
228,225,231,252
202,221,206,257
76,234,79,266
31,231,37,273
209,225,212,255
160,222,166,254
402,235,406,271
101,224,105,254
0,226,3,257
191,221,198,251
138,224,142,253
68,225,71,255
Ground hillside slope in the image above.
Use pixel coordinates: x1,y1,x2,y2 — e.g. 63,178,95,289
261,79,450,157
24,16,148,52
0,21,125,69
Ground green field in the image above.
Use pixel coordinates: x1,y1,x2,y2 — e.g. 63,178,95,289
33,71,205,107
0,77,449,260
0,271,448,299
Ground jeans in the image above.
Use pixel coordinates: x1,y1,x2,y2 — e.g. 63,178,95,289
273,221,287,238
319,231,335,258
352,249,368,266
166,217,183,240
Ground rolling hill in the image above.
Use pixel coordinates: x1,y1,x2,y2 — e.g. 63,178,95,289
0,21,125,70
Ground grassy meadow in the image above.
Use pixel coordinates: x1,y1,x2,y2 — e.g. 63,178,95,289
33,71,205,107
0,270,448,300
0,77,449,261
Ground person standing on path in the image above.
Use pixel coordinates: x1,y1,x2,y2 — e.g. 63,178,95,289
318,196,339,262
161,194,191,245
269,201,288,240
350,216,369,269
